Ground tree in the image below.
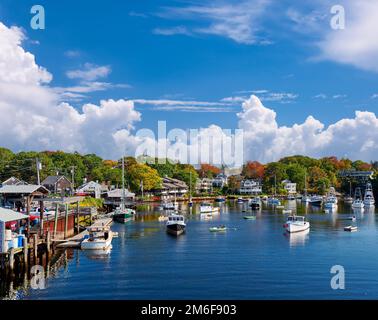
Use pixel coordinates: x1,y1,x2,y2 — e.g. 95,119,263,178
127,163,162,192
242,161,265,179
198,163,221,179
173,164,198,194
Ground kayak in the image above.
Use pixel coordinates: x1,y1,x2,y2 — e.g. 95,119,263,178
243,216,256,220
209,226,227,232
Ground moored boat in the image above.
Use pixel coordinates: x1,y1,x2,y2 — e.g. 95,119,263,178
166,214,186,236
81,225,113,250
249,197,261,209
352,187,365,209
310,195,323,206
284,215,310,233
209,225,227,232
344,225,358,232
199,202,220,215
364,182,375,207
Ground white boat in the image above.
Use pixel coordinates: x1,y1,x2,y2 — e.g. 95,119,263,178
166,214,186,236
364,182,375,206
81,225,113,250
162,201,179,211
282,209,292,214
344,181,354,204
310,195,323,206
301,173,311,203
352,187,365,209
284,215,310,233
249,197,261,209
324,188,338,210
344,225,358,232
199,202,220,215
267,198,281,205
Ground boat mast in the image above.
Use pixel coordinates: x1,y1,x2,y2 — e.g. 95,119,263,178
189,171,192,202
122,156,125,211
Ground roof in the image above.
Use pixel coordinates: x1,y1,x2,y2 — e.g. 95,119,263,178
0,185,50,195
106,189,135,198
41,176,71,185
77,181,101,191
1,177,28,186
0,208,29,222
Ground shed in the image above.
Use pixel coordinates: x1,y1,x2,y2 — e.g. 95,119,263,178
0,208,29,253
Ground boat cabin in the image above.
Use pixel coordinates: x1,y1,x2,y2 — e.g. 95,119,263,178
287,216,305,222
168,215,184,222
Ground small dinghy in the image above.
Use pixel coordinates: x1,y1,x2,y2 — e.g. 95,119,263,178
282,209,292,214
344,225,358,232
243,216,256,220
209,226,227,232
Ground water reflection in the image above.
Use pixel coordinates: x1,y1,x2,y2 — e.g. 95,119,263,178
284,228,310,247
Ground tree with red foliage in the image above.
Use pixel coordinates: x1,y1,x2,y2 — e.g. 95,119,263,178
242,161,265,179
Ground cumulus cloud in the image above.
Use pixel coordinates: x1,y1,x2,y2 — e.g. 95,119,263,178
0,22,142,159
238,95,378,162
317,0,378,72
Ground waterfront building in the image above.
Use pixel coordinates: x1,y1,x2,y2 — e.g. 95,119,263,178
76,181,103,199
41,176,72,195
157,177,188,200
212,174,228,188
239,179,262,195
282,180,297,195
195,178,213,194
1,177,28,187
103,188,135,209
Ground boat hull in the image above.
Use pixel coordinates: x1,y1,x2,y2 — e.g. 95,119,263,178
166,223,186,236
286,222,310,233
81,232,113,250
113,213,134,223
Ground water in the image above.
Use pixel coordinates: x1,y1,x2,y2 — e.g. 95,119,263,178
7,201,378,300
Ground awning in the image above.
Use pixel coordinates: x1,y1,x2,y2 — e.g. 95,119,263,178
0,208,29,222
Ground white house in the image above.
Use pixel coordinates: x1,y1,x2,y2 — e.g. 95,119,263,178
76,181,102,199
282,180,297,194
196,178,213,193
239,180,262,195
212,174,228,188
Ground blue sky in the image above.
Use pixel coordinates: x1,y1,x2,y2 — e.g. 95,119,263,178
1,0,377,130
0,0,378,162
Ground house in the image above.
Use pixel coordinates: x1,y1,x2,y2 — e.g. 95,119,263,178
239,179,262,195
195,178,213,194
76,181,102,199
41,176,72,194
212,174,228,188
282,180,297,194
153,177,188,199
103,188,135,210
1,177,28,187
0,185,50,210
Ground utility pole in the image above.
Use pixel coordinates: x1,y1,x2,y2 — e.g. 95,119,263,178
36,158,42,185
70,166,76,195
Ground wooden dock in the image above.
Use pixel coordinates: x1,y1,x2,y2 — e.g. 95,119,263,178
54,217,113,248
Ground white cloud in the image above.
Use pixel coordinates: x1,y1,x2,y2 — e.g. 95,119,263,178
153,26,191,36
156,0,271,44
317,0,378,72
0,22,141,159
238,95,378,162
66,63,111,81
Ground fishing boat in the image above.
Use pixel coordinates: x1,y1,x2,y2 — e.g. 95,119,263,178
162,201,179,211
199,202,220,215
81,225,113,250
209,225,227,232
113,157,136,223
310,195,323,206
166,214,186,236
352,187,365,209
344,225,358,232
364,182,375,206
284,215,310,233
249,197,261,210
237,197,244,204
324,187,338,210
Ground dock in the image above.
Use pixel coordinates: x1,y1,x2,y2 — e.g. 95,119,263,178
54,217,112,248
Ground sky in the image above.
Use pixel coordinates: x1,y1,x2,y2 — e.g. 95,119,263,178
0,0,377,164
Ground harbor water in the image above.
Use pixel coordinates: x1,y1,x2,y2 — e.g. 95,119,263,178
3,201,378,300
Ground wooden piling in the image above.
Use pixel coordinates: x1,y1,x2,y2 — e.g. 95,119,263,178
23,238,28,266
9,248,14,272
33,234,38,262
54,203,59,238
64,204,69,239
46,231,51,256
76,201,80,234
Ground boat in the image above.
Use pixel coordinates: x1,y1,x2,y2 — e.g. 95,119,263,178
158,215,169,222
249,197,261,209
199,202,220,215
282,209,292,214
166,214,186,236
284,215,310,233
237,197,244,204
344,225,358,232
352,187,365,209
243,215,256,220
209,225,227,232
301,173,311,203
310,195,323,206
364,182,375,206
162,201,179,211
347,216,356,222
344,181,354,204
268,174,281,205
324,187,338,210
287,195,296,200
215,196,226,203
113,156,136,223
81,225,113,250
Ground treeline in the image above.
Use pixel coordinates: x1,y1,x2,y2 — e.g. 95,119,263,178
0,148,376,195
